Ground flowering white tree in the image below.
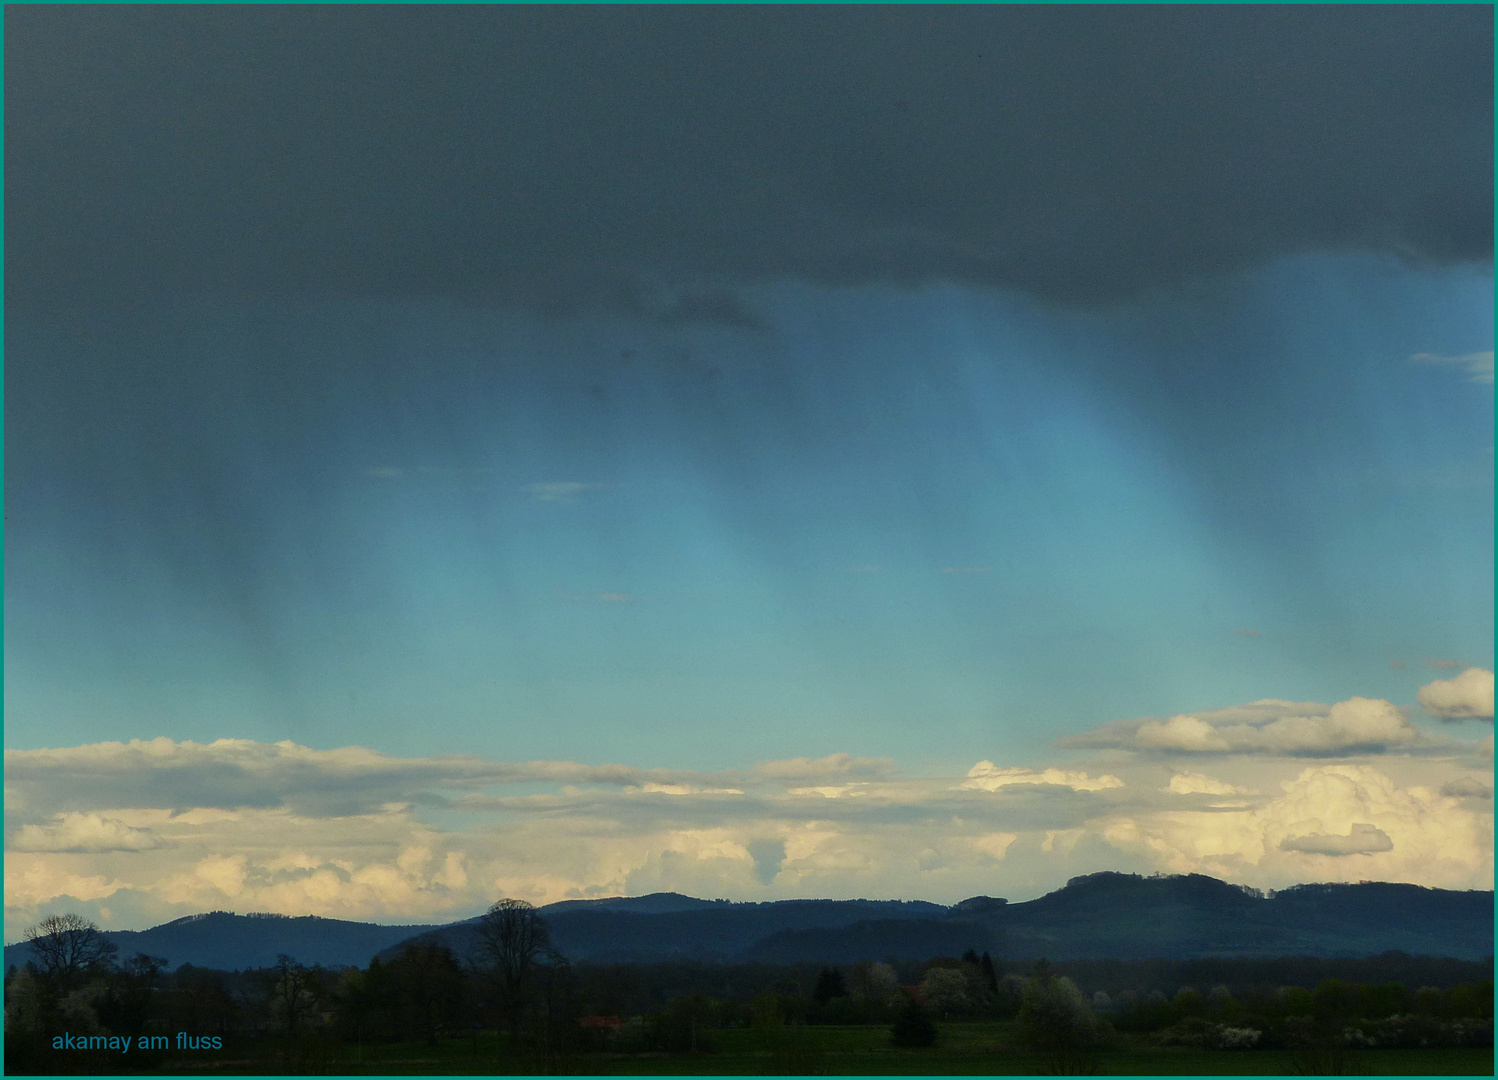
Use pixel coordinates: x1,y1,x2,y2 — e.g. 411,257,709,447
918,967,974,1017
1018,974,1105,1051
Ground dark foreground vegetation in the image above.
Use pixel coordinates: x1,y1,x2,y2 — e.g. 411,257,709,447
7,905,1492,1075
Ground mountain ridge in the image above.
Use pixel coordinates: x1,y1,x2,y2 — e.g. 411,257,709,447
6,872,1491,972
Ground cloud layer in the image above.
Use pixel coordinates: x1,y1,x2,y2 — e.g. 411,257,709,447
6,719,1491,941
1069,696,1429,756
3,738,733,819
8,7,1490,313
960,763,1124,793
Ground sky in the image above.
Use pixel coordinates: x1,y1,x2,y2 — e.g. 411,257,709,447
4,7,1493,939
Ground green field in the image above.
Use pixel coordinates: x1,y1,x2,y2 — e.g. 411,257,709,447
117,1022,1493,1076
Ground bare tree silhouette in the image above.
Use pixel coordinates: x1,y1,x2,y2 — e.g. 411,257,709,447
476,897,555,1036
268,954,318,1037
24,913,117,986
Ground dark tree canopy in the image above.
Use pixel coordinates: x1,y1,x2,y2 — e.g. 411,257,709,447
813,966,847,1005
389,941,468,1046
980,951,999,993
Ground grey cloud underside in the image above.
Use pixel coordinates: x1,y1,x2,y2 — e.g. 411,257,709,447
454,785,1136,833
3,752,728,818
7,745,1139,833
7,6,1490,312
1441,777,1494,799
1279,823,1395,857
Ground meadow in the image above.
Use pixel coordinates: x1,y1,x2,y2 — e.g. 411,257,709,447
86,1021,1494,1075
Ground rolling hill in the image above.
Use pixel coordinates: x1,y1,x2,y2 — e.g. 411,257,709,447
5,875,1490,973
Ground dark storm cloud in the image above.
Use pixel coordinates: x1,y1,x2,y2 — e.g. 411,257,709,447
7,6,1491,313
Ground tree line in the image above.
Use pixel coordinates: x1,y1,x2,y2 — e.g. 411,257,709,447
5,899,567,1072
6,904,1492,1073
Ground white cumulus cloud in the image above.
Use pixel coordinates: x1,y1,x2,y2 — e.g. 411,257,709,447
1082,697,1422,755
1166,772,1251,797
1139,715,1232,752
10,813,168,853
960,762,1124,793
1418,668,1495,720
1098,763,1491,890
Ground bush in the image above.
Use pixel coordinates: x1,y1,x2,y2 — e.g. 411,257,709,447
1346,1015,1493,1050
992,973,1025,1019
1156,1017,1262,1049
890,996,937,1048
848,962,900,1006
1017,974,1108,1052
918,967,974,1018
1114,989,1172,1033
812,967,846,1006
1446,981,1494,1020
820,994,893,1025
650,994,720,1054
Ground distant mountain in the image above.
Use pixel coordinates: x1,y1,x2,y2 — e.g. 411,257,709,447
742,917,991,964
6,874,1491,973
382,897,951,965
538,892,732,916
3,911,443,973
764,874,1494,963
991,873,1494,960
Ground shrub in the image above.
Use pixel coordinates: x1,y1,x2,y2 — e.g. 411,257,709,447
650,994,720,1054
992,972,1025,1019
1156,1017,1262,1049
890,995,938,1048
918,967,974,1018
1017,974,1107,1052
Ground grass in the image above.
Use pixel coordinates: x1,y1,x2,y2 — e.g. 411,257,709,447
31,1022,1493,1075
